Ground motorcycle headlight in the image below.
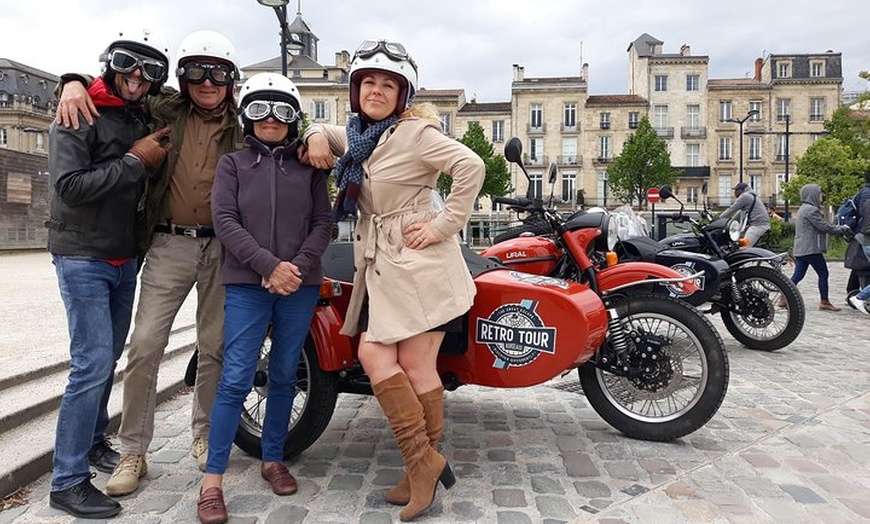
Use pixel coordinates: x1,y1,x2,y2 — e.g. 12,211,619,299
605,214,619,251
727,218,741,242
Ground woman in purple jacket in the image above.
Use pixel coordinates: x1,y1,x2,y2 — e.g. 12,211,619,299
197,73,333,524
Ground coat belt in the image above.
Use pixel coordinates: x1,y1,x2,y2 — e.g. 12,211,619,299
361,202,428,264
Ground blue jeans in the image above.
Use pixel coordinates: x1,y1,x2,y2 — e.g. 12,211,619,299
206,284,319,473
857,246,870,301
51,255,137,491
791,253,830,301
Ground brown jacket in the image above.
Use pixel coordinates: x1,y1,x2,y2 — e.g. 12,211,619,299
308,117,484,344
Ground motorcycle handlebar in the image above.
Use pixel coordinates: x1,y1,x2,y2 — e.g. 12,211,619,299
492,196,534,208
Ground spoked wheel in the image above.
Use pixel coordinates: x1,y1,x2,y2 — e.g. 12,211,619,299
720,265,805,350
234,334,339,459
579,295,729,441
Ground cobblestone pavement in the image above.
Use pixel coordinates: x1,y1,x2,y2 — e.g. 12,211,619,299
2,265,869,524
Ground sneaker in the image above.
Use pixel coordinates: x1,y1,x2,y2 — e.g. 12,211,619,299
106,454,148,496
849,295,870,315
87,438,120,473
191,437,208,472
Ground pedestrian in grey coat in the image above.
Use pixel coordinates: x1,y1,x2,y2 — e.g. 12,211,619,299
789,183,852,311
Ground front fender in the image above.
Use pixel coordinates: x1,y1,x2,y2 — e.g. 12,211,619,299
309,302,354,372
724,247,787,268
597,261,701,296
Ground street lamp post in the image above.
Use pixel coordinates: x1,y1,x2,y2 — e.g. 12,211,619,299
256,0,291,77
727,109,759,185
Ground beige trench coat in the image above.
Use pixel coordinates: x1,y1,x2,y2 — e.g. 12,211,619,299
307,117,485,344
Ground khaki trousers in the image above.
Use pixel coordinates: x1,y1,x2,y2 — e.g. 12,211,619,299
119,233,225,454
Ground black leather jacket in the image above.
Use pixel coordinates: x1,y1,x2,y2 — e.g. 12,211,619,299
46,105,151,258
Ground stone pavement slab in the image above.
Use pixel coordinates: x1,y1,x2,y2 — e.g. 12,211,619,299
2,262,869,523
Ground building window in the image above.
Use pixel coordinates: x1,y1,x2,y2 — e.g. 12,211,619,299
750,174,762,193
749,101,762,121
810,98,825,122
492,120,504,142
686,74,700,91
598,136,611,159
686,104,700,129
654,74,668,92
719,100,732,122
628,111,639,129
776,134,788,161
810,61,825,77
563,103,576,129
598,171,609,205
686,144,700,167
529,137,543,163
687,186,699,203
313,100,329,120
561,137,577,164
749,136,761,160
561,173,576,203
653,105,668,129
776,98,790,122
719,137,732,160
530,103,543,129
440,114,451,135
36,133,44,150
529,174,542,199
718,175,733,206
0,128,6,146
777,61,791,78
599,112,610,130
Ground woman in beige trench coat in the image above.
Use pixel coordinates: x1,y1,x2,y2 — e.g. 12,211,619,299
303,40,484,521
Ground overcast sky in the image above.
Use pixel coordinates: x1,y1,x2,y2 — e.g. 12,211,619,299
2,0,867,101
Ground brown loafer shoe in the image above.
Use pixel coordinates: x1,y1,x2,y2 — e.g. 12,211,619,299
261,462,298,495
197,487,227,524
819,301,841,312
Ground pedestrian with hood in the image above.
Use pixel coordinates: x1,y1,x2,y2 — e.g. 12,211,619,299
847,171,870,314
56,30,246,495
303,39,485,521
46,29,171,519
195,73,333,524
720,182,770,246
789,183,853,311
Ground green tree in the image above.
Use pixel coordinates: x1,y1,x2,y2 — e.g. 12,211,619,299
605,116,678,207
437,122,513,198
782,137,869,204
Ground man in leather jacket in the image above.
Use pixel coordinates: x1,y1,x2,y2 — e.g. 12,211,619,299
47,30,171,519
56,30,245,497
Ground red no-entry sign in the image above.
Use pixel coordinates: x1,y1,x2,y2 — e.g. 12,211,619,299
647,187,661,204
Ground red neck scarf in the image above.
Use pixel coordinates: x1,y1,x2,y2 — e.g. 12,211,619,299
88,77,129,108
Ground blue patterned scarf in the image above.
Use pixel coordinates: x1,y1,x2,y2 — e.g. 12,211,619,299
333,114,398,219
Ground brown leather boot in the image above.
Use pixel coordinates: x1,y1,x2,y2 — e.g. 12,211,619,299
384,386,444,506
372,374,455,522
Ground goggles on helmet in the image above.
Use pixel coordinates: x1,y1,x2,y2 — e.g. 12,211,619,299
243,100,300,124
176,62,235,86
108,49,167,83
354,40,417,68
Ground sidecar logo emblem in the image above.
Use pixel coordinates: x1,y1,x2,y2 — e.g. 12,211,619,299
664,261,705,297
476,300,557,369
508,271,570,289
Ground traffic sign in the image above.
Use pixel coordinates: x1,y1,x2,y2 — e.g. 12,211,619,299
647,187,661,204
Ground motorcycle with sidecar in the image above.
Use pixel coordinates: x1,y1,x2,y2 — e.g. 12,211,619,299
228,155,730,458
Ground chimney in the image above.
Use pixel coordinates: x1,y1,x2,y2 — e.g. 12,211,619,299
335,50,351,70
512,64,525,82
680,44,691,57
754,58,763,81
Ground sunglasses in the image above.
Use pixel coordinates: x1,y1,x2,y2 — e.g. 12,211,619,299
243,100,300,124
355,40,417,69
176,62,235,86
107,49,167,83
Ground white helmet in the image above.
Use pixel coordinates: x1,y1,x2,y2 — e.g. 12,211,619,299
238,73,303,139
349,39,418,117
176,30,240,76
100,28,171,95
238,73,301,109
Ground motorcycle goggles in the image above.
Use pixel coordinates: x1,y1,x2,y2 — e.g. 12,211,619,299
107,49,167,83
354,40,417,67
176,62,235,86
243,100,300,124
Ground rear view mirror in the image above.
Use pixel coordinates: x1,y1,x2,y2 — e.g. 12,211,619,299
504,137,523,164
659,185,674,200
547,163,558,184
